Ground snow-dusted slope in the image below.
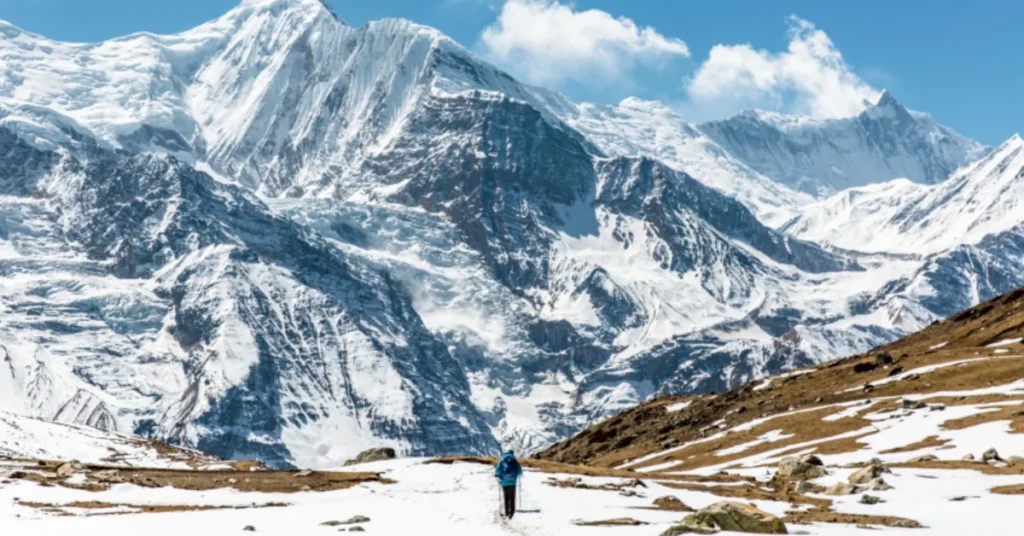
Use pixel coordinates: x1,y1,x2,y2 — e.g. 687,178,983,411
700,91,989,197
0,411,220,468
783,134,1024,255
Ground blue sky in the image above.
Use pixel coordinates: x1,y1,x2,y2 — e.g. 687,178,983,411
1,0,1020,145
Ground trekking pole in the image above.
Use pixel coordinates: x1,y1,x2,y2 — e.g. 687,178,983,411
518,473,525,511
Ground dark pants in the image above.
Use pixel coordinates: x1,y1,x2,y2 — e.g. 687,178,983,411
501,484,517,518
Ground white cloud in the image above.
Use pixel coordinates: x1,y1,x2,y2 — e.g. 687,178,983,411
479,0,690,87
685,16,879,120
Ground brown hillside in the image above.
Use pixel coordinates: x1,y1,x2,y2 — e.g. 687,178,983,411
537,286,1024,467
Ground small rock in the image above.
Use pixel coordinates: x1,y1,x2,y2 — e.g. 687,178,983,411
875,352,895,366
962,454,976,461
299,485,312,492
860,494,883,505
322,516,371,527
929,404,946,411
344,448,397,466
347,528,365,532
950,496,967,502
909,454,938,463
902,399,927,410
227,478,238,484
623,478,647,488
853,362,878,374
983,448,1002,462
243,526,255,532
887,366,905,377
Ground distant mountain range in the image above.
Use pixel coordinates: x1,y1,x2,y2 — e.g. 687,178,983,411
1,0,1021,468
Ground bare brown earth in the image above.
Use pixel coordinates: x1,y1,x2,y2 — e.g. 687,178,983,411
4,460,390,494
783,510,923,529
537,287,1024,468
17,500,289,517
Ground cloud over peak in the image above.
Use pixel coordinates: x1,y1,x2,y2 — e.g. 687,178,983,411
479,0,690,87
685,16,880,120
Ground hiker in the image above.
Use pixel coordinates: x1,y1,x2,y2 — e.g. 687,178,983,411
494,450,523,519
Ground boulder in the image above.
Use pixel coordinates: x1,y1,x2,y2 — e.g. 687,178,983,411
825,482,858,496
666,501,787,534
348,528,365,533
963,454,976,461
875,352,895,366
860,494,883,505
91,470,125,484
848,462,890,485
776,457,826,481
860,478,892,491
243,527,255,532
55,461,85,478
887,366,905,377
983,448,1002,462
796,481,824,494
344,448,397,466
798,454,824,466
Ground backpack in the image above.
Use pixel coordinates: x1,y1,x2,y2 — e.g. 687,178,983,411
497,455,520,482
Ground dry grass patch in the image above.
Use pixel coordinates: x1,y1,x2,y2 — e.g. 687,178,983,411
990,484,1024,495
5,462,389,494
784,510,923,529
538,288,1024,468
879,436,951,454
18,500,288,517
894,460,1024,475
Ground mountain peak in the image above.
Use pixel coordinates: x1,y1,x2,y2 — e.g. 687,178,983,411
874,89,898,108
860,89,912,122
233,0,342,22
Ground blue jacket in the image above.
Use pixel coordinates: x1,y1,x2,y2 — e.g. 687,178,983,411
494,453,523,487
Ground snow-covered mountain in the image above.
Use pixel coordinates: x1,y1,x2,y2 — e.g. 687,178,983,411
781,134,1024,255
2,0,1024,467
700,91,989,197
